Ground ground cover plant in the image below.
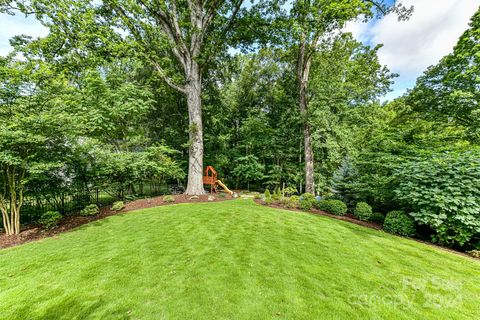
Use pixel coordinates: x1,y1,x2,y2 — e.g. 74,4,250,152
0,200,479,320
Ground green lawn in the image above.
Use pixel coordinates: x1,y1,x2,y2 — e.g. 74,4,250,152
0,200,479,319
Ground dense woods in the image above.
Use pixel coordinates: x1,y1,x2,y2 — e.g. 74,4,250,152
0,1,478,251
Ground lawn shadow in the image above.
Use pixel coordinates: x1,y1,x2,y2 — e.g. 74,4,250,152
9,295,131,320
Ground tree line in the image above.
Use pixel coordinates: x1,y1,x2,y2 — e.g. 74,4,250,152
0,1,478,248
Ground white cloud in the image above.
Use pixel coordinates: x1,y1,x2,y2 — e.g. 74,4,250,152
0,14,49,56
345,0,480,101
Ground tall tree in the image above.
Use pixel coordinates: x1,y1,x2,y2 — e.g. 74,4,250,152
407,8,480,141
0,57,72,234
2,0,247,194
287,0,411,193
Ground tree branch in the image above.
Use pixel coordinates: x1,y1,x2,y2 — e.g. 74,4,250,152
153,62,187,93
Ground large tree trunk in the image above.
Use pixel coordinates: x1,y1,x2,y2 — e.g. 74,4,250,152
184,62,205,195
297,35,315,194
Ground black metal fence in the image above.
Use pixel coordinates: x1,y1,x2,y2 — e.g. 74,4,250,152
20,182,170,224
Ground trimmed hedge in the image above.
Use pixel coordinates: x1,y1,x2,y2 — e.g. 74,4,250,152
384,211,416,236
299,193,316,211
354,202,373,221
316,199,347,216
370,212,385,224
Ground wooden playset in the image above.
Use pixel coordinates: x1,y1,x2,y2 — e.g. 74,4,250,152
203,166,233,195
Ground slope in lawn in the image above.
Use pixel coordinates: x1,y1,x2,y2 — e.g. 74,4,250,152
0,200,479,319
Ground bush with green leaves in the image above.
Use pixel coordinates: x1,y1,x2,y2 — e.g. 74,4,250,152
264,189,271,198
279,197,289,206
282,186,297,197
370,212,385,224
38,211,62,230
299,193,316,211
265,197,272,205
316,199,347,216
80,204,99,216
354,202,373,221
163,195,175,203
395,150,480,247
383,211,416,236
272,187,281,200
287,195,299,209
111,201,125,211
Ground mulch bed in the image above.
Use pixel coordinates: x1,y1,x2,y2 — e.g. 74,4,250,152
0,193,232,250
254,199,478,260
260,200,383,230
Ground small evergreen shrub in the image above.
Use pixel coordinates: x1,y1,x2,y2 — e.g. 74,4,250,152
254,193,262,200
80,204,99,216
163,195,175,203
315,199,329,211
354,202,373,221
219,193,226,198
264,189,271,199
111,201,125,211
370,212,385,224
384,211,416,236
299,193,316,211
279,197,289,206
287,195,299,208
272,187,281,200
316,199,347,216
39,211,62,230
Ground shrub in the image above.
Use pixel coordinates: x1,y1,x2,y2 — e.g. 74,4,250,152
219,193,226,198
254,193,262,200
370,212,385,224
467,250,480,258
316,199,347,216
39,211,62,230
354,202,373,221
287,195,299,209
279,197,289,206
384,211,416,236
163,195,175,203
395,150,480,247
265,197,272,205
264,189,271,199
111,201,125,211
299,193,316,211
80,204,99,216
272,187,281,200
282,186,297,197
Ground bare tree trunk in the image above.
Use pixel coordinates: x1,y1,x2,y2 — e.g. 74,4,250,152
184,62,205,195
297,34,315,195
1,167,22,235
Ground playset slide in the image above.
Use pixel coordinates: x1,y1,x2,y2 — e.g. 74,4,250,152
216,179,233,195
